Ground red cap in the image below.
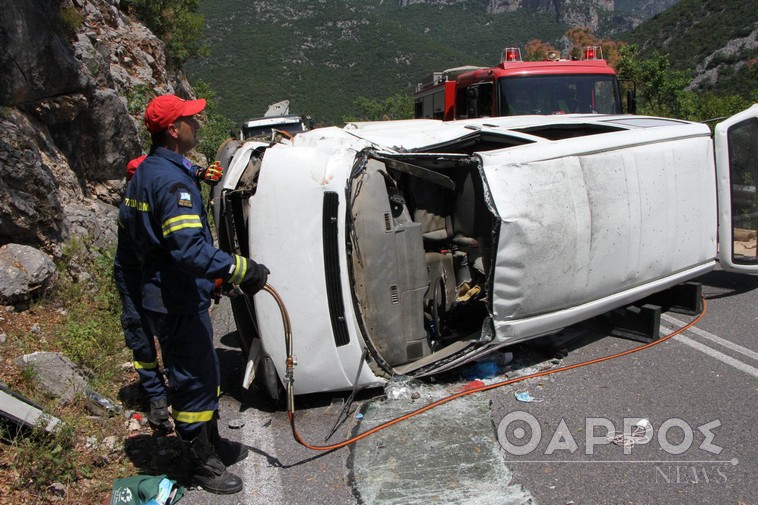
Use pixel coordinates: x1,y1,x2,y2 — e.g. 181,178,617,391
126,154,147,181
144,94,206,134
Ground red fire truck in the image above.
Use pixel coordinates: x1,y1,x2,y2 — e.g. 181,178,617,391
414,46,632,120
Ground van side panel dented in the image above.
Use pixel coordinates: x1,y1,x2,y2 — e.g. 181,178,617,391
484,134,717,341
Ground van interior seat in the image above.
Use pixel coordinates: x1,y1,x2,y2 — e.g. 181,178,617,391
407,177,454,244
452,171,479,247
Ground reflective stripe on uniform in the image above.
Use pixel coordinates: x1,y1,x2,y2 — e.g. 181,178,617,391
228,255,247,284
134,360,158,370
124,197,150,211
161,214,203,237
173,409,215,424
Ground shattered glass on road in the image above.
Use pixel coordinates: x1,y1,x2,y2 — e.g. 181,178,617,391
348,390,534,505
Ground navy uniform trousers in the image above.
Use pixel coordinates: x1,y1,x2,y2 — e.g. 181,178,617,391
114,235,167,402
145,309,219,439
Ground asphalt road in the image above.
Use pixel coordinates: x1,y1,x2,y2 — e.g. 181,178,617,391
179,268,757,505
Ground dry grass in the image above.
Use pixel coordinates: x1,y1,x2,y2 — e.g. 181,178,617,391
0,237,180,504
0,300,147,504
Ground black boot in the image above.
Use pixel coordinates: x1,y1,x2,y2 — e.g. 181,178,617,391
188,424,243,494
147,398,173,433
209,418,249,466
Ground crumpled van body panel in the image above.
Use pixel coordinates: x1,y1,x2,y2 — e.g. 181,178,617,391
212,110,755,395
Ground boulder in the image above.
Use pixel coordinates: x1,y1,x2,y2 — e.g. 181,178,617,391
0,244,56,305
14,351,88,405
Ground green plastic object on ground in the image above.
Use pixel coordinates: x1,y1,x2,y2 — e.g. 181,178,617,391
109,474,184,505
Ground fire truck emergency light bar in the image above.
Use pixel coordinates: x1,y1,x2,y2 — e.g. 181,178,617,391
500,45,606,63
583,46,603,60
501,47,522,62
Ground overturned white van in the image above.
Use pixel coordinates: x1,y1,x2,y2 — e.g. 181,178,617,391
212,106,758,398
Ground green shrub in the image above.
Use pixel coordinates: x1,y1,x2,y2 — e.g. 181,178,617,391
56,6,84,39
11,423,82,491
0,234,131,500
121,0,207,66
343,92,414,123
54,235,127,395
193,80,235,163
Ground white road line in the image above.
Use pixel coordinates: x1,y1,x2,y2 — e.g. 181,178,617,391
240,410,284,505
212,299,285,505
661,313,758,361
660,328,758,379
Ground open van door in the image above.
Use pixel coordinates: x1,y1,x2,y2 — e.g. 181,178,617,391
715,104,758,274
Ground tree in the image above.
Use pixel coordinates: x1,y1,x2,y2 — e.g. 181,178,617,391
121,0,208,66
616,45,752,122
344,92,414,123
564,28,624,69
193,80,235,163
677,92,752,124
616,45,692,117
524,39,557,61
523,29,624,68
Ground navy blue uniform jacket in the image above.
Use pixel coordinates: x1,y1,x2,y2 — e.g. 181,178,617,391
117,147,235,314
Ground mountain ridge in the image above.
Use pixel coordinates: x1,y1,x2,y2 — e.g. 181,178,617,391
186,0,754,124
623,0,757,98
188,0,677,123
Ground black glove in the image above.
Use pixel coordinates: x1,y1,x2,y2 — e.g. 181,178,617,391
241,263,269,295
228,255,269,296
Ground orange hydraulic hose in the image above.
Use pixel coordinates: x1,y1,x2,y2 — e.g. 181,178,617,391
263,284,706,452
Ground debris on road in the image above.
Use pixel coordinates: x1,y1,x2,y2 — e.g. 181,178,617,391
514,391,542,403
384,375,424,401
459,352,514,381
0,382,62,434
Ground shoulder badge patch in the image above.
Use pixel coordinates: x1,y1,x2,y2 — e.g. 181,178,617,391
177,190,193,207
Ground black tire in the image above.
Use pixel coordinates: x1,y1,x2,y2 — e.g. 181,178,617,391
261,354,285,404
217,222,258,355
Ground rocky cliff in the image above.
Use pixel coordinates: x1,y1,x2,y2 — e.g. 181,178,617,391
398,0,616,31
0,0,192,256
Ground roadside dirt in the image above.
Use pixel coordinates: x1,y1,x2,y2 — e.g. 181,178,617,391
0,303,164,504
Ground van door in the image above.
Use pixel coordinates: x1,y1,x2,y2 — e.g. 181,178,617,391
715,104,758,273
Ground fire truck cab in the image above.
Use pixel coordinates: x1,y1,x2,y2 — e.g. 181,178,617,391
415,47,626,120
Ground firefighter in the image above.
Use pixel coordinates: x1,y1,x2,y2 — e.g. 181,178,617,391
114,203,172,432
117,94,268,495
114,155,223,434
